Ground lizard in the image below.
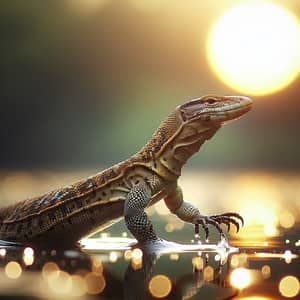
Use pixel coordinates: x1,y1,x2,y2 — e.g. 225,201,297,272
0,95,252,246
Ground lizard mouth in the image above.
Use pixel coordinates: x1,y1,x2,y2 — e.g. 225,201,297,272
188,102,252,124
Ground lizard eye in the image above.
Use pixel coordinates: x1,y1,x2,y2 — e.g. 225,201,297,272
206,98,217,104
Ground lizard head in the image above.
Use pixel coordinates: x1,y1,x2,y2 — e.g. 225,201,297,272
171,95,253,158
178,95,252,125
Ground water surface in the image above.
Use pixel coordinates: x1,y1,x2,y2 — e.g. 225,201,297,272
0,170,299,299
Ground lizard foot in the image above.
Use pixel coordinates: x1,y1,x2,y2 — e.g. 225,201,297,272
193,212,244,240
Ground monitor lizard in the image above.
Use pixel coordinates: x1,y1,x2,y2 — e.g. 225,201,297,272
0,95,252,245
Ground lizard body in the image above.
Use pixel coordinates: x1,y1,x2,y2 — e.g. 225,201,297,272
0,95,252,245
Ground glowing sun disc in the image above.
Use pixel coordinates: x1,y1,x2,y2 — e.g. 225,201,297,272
207,2,300,96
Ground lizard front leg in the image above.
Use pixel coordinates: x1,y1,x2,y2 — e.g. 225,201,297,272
124,183,160,243
164,184,244,239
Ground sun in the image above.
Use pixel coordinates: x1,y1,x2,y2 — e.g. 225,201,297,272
207,2,300,96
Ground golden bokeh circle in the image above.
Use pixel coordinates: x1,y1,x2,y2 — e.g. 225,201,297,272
279,275,300,298
5,261,22,279
85,272,106,295
148,274,172,298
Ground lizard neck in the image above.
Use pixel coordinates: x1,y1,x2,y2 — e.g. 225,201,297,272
155,125,220,178
136,110,221,181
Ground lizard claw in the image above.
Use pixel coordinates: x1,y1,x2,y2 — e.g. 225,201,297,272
193,212,244,238
216,212,244,226
193,215,225,239
212,216,240,233
193,217,209,240
211,212,244,233
206,218,225,238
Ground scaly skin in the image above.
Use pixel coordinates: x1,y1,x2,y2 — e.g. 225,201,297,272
0,95,252,245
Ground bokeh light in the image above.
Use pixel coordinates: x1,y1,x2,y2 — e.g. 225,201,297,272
132,248,143,260
23,247,35,266
283,250,293,264
207,1,300,95
131,248,143,270
5,261,22,279
279,211,295,229
192,257,203,271
109,251,118,263
85,272,106,295
148,275,172,298
230,268,251,289
203,266,214,282
279,276,300,298
124,250,132,261
0,249,6,257
230,254,240,268
261,265,271,279
42,262,60,279
169,253,179,261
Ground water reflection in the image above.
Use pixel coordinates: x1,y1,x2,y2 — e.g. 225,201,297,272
0,238,299,299
0,242,114,298
123,241,240,300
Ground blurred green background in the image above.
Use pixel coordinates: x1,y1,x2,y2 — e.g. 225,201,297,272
1,0,300,171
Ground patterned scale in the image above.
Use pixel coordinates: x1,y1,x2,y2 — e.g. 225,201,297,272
2,163,128,223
